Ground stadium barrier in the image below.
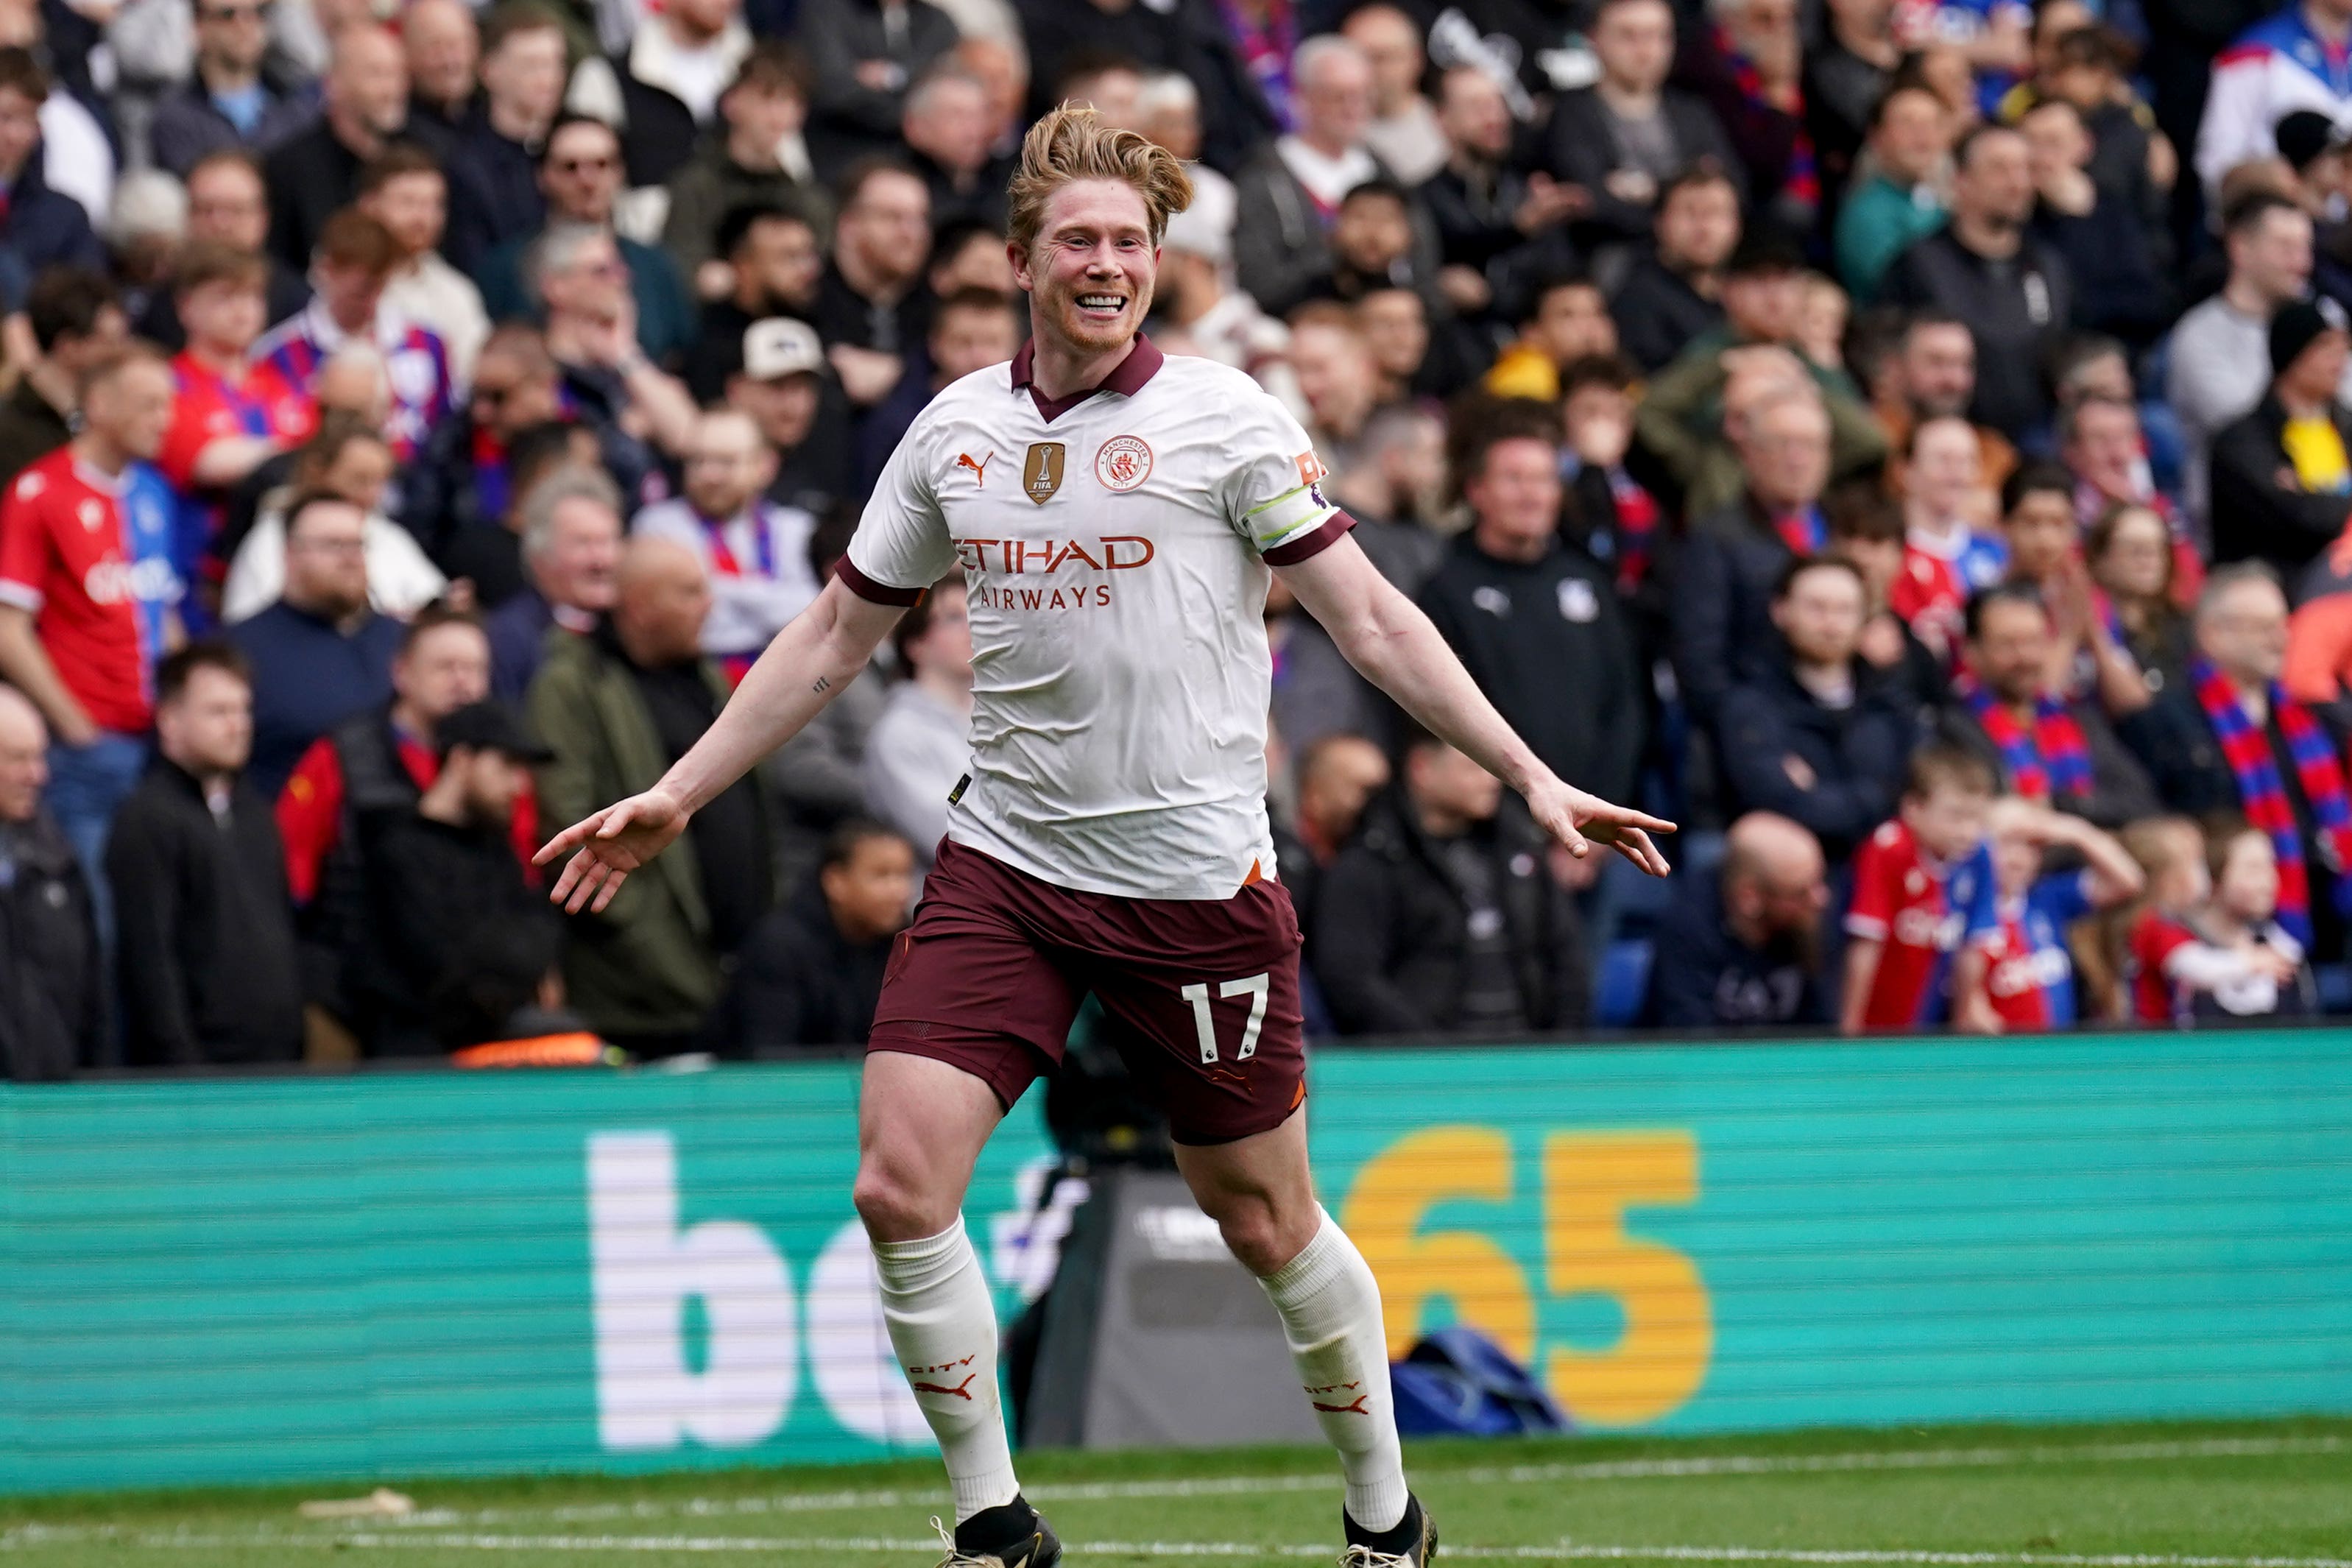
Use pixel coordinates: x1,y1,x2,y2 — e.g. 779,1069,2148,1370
4,1030,2349,1496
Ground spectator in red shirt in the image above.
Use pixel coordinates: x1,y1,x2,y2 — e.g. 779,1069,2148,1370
0,346,181,939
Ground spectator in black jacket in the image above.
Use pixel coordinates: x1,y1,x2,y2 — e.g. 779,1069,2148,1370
1640,811,1831,1030
0,52,102,278
2208,297,2352,573
1669,386,1834,732
265,24,417,272
1419,64,1577,323
0,685,100,1080
800,0,958,178
145,0,314,180
438,3,568,272
1719,556,1916,864
107,643,303,1067
0,267,124,490
1538,0,1740,246
726,819,914,1049
1609,166,1738,373
1419,423,1645,808
350,699,562,1054
1312,731,1589,1037
1882,124,2073,439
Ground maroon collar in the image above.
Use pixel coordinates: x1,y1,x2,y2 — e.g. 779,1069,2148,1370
1009,333,1164,423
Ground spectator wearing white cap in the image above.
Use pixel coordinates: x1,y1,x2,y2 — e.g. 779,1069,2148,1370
726,317,852,517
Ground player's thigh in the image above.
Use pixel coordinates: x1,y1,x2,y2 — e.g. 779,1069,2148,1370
1171,1105,1320,1277
855,1049,1006,1243
1084,881,1310,1151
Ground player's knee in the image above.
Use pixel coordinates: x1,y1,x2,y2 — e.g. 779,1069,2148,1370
852,1160,952,1243
1209,1201,1293,1276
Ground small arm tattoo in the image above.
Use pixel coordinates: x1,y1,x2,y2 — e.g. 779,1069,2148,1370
811,676,832,694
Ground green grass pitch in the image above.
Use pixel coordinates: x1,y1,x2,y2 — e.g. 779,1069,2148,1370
5,1416,2349,1566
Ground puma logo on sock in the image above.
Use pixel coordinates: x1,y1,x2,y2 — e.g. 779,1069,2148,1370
913,1373,979,1401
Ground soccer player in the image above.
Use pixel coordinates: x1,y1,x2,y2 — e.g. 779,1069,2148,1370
1840,741,1997,1033
538,107,1673,1568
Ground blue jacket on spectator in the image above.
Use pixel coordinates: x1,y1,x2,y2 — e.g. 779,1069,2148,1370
225,601,404,802
1,144,103,277
1717,663,1918,864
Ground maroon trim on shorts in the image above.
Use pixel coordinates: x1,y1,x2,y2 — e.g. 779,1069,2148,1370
836,559,927,607
1262,509,1357,567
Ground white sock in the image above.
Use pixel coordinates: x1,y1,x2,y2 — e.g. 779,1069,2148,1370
872,1218,1022,1524
1257,1207,1410,1533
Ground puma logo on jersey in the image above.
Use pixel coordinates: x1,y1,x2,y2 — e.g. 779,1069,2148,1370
956,451,994,487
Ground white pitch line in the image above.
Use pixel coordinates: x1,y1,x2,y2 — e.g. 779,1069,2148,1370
7,1527,2351,1567
370,1434,2351,1528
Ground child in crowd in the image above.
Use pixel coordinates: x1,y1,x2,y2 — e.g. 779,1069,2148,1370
2193,820,2317,1018
1891,415,2007,664
2112,818,2302,1024
1841,742,1998,1033
1952,797,2143,1031
1558,354,1660,602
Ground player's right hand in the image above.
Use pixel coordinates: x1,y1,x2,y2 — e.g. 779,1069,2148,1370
536,788,691,914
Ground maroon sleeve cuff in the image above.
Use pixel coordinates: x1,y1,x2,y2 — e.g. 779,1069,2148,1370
836,558,928,607
1262,509,1357,567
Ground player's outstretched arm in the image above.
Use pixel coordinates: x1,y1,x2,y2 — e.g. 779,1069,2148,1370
536,576,905,913
1276,535,1676,876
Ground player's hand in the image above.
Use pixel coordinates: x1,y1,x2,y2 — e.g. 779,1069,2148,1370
1525,777,1676,877
536,788,692,914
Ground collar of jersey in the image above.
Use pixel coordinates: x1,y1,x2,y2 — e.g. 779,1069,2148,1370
1009,333,1163,423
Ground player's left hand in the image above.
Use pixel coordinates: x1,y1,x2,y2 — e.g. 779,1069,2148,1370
1526,778,1677,877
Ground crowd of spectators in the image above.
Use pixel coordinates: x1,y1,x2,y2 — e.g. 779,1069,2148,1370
8,0,2352,1076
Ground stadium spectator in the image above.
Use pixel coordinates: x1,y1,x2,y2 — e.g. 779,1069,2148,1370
266,24,417,272
1273,731,1390,935
439,3,568,272
1289,304,1381,481
0,684,99,1080
1610,166,1739,374
1668,387,1834,728
1949,796,2142,1032
1717,556,1915,862
107,642,303,1067
221,413,448,626
1343,5,1445,186
1301,180,1441,308
1419,64,1578,322
2128,563,2352,965
857,287,1023,494
2189,817,2320,1017
252,210,458,467
2208,297,2352,572
1938,581,2161,827
400,0,480,139
863,575,970,866
2166,191,2318,537
0,347,179,932
400,327,569,568
2091,500,2196,697
724,819,915,1048
1419,425,1643,808
2194,0,2352,202
146,0,313,180
0,51,101,275
1328,402,1447,591
1807,0,1904,191
1542,0,1740,244
813,158,934,409
570,0,752,186
1641,810,1832,1029
1833,83,1951,303
1840,741,1998,1033
1482,271,1620,403
135,152,313,353
1554,360,1664,638
1889,414,2007,662
662,43,829,294
2113,815,2303,1022
1874,311,2017,506
635,408,826,679
798,0,958,177
726,317,847,516
2021,97,2171,346
1234,36,1435,319
1311,726,1589,1036
1882,123,2072,439
2058,392,2162,533
348,698,562,1054
682,203,827,400
358,145,491,385
902,66,1012,231
0,267,126,487
225,492,406,800
529,222,702,465
488,465,624,701
530,534,772,1052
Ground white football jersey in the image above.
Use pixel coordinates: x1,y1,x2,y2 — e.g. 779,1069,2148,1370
844,337,1347,900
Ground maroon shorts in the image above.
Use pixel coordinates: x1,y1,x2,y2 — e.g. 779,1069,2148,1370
868,838,1308,1145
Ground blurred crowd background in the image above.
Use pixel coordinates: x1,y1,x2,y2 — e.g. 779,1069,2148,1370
4,0,2352,1074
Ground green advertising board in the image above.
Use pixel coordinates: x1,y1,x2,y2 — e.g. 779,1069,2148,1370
3,1030,2349,1497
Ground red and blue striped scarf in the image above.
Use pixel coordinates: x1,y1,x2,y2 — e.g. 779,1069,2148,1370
1608,467,1658,593
1717,27,1818,208
1955,673,2092,802
2190,657,2352,946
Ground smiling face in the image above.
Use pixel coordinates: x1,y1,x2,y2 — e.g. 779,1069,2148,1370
1012,177,1158,359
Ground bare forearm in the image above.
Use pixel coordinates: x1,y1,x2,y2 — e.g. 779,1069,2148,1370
657,583,894,813
1332,589,1550,793
621,359,699,456
1839,939,1882,1034
0,611,91,736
